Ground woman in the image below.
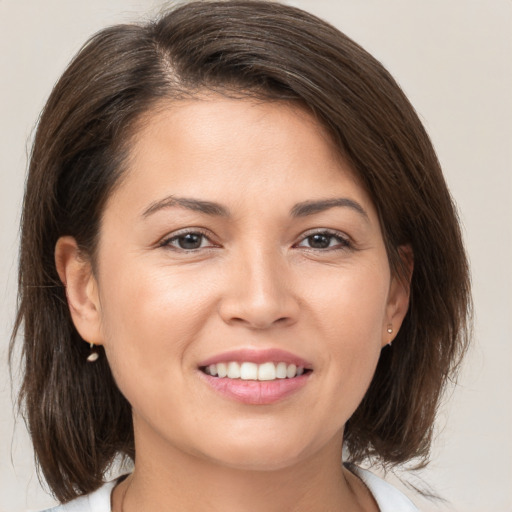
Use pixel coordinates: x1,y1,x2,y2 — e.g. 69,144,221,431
11,1,471,511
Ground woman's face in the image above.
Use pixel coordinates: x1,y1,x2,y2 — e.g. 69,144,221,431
67,97,408,470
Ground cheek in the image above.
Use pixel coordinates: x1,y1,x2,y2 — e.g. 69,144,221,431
100,254,210,330
306,258,390,337
306,260,389,402
96,260,214,389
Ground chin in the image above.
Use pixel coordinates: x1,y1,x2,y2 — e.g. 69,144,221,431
212,449,305,472
196,431,320,472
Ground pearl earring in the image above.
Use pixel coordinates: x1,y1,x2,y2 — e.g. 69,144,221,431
86,342,99,362
387,325,394,347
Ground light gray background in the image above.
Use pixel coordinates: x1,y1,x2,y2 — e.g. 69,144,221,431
1,1,511,511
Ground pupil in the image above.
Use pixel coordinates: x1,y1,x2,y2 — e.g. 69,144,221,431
179,233,202,249
309,234,330,249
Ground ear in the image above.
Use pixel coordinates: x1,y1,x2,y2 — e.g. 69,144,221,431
382,245,414,347
55,236,104,345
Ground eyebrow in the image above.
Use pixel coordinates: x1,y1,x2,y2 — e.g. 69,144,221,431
142,195,369,221
290,198,369,220
142,196,229,218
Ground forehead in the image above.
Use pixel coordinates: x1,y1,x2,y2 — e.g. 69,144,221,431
108,96,375,219
131,96,339,161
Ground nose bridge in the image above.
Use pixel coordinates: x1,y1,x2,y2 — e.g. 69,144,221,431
219,242,297,328
246,245,283,300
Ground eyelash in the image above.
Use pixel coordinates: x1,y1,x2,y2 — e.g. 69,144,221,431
294,229,353,251
159,229,353,253
159,228,218,251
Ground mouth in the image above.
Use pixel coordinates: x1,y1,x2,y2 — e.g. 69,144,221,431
200,361,311,381
197,349,313,405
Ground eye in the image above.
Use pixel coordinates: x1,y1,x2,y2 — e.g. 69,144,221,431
296,231,351,250
161,231,215,251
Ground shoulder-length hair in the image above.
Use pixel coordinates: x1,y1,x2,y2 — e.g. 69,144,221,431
11,0,471,503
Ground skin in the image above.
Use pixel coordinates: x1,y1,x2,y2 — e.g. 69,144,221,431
56,97,410,511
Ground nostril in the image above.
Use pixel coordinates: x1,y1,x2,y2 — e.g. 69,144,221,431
218,287,300,329
226,316,292,329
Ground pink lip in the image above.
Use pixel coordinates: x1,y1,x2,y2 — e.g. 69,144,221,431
198,348,312,369
197,348,313,405
199,372,311,405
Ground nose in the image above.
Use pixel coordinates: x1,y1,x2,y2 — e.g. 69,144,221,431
218,247,300,330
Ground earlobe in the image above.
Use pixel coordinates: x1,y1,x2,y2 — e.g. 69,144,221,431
55,236,104,345
383,245,414,347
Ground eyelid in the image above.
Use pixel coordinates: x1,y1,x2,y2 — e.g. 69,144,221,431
158,227,220,250
294,228,353,250
156,227,354,252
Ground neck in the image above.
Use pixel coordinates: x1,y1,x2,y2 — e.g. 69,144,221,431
113,426,376,512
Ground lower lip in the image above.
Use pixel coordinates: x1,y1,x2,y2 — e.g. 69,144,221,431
199,372,311,405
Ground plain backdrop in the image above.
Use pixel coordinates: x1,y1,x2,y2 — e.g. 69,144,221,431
1,1,511,511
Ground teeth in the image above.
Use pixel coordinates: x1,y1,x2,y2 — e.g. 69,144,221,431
203,361,307,380
258,362,276,381
276,362,287,379
240,362,258,380
227,362,241,379
217,362,227,378
286,363,297,378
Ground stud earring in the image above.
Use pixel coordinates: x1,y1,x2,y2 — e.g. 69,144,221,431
387,325,394,347
86,342,99,362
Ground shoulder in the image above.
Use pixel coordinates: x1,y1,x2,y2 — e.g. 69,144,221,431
39,479,119,512
348,465,419,512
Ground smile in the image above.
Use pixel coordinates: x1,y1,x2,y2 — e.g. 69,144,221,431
202,361,307,381
198,349,313,405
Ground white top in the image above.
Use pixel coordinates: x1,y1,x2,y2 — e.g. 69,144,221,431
42,467,418,511
350,466,419,511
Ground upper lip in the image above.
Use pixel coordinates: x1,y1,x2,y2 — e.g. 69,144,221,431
198,348,313,369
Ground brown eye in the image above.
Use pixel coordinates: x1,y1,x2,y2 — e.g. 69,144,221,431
163,232,210,250
307,234,332,249
176,233,204,249
296,231,352,251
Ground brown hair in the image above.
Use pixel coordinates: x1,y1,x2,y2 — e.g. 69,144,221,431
11,0,471,503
